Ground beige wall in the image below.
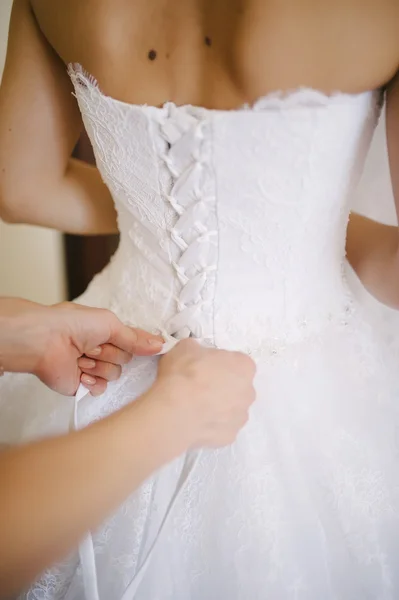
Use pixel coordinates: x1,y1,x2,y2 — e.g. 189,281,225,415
0,0,65,304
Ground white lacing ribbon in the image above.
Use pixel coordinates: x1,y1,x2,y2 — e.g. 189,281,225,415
72,333,206,600
162,165,216,339
74,107,215,598
71,384,100,600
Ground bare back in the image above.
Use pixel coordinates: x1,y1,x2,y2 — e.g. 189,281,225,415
4,2,399,598
31,0,399,109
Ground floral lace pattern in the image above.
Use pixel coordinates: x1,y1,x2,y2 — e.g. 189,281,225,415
1,67,399,599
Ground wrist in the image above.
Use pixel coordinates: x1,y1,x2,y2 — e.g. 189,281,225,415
142,377,197,452
125,378,194,459
0,298,49,375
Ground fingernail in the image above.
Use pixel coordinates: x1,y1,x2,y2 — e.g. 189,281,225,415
147,338,163,349
87,347,102,356
81,374,96,386
80,358,96,369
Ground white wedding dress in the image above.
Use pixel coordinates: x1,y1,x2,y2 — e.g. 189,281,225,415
2,64,399,599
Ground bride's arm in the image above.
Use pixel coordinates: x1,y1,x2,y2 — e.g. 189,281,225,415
0,0,118,235
346,73,399,309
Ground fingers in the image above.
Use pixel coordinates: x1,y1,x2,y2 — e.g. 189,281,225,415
78,345,126,396
77,323,162,397
108,319,164,356
198,409,251,449
85,344,132,365
57,304,164,356
164,337,202,359
78,357,122,382
229,351,257,379
80,374,108,397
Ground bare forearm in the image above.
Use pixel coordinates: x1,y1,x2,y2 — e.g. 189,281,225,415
346,212,399,308
0,158,118,235
0,388,184,597
0,0,116,235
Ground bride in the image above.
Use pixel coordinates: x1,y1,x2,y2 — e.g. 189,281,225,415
1,0,399,598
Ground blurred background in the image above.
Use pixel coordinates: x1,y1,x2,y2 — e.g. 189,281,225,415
0,0,397,305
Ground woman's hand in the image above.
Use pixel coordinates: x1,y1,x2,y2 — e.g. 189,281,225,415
0,298,163,396
151,338,257,449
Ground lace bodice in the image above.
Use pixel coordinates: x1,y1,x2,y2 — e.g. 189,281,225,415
69,65,381,355
6,68,399,600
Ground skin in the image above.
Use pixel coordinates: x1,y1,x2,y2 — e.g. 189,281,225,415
0,0,398,305
0,297,164,395
0,0,398,592
0,299,255,597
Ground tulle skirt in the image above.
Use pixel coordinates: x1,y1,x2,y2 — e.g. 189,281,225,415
2,276,399,600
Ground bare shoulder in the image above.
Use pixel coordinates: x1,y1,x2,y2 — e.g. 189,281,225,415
28,0,399,108
236,0,399,94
